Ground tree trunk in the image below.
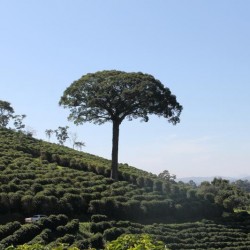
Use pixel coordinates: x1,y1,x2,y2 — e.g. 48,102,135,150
111,120,120,180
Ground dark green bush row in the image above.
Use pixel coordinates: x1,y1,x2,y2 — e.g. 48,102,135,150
0,224,40,248
86,218,250,249
0,221,21,240
0,215,79,248
0,215,250,249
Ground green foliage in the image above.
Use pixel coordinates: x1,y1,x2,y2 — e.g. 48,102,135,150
5,243,79,250
158,170,176,182
54,126,69,145
59,70,182,126
103,227,125,242
91,214,108,223
234,179,250,193
0,100,15,128
13,115,26,131
0,221,21,239
0,100,26,133
105,234,166,250
0,206,250,249
197,177,249,212
56,219,79,235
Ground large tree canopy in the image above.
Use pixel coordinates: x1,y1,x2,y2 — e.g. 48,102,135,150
59,70,182,179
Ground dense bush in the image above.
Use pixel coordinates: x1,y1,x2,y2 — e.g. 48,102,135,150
56,219,79,235
103,227,126,242
90,221,112,234
105,234,166,250
0,221,21,240
0,224,40,247
28,228,52,245
91,214,108,223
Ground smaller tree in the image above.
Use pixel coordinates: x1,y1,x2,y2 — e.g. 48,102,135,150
188,180,197,188
158,170,176,182
0,100,15,127
45,129,54,141
13,114,26,130
74,141,85,151
69,132,78,149
69,132,85,150
233,179,250,193
54,126,69,145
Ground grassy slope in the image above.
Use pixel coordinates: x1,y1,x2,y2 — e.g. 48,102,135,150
0,128,250,249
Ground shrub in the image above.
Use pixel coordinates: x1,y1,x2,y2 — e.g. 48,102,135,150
0,224,40,247
103,227,126,242
57,219,79,235
38,214,68,231
90,221,112,234
141,199,174,218
0,221,21,239
105,234,166,250
91,214,108,223
28,228,52,245
56,234,75,245
88,233,103,249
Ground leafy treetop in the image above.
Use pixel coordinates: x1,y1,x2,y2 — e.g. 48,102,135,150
59,70,182,126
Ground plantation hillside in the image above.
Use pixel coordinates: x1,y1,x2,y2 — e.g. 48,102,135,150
0,127,250,249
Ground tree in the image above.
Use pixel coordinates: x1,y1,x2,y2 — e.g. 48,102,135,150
158,170,176,182
233,179,250,193
69,132,78,149
54,126,69,145
59,70,182,179
74,141,85,151
0,100,15,127
13,114,26,130
69,132,85,150
45,129,54,141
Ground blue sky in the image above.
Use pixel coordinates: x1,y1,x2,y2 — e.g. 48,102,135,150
0,1,249,178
